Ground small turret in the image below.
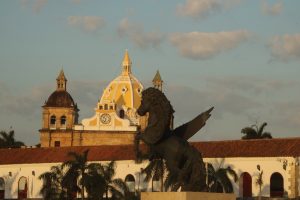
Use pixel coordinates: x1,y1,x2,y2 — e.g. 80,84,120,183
152,70,163,91
122,50,132,75
56,69,67,91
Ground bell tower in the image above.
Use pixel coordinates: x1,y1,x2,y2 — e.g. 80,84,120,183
40,69,79,147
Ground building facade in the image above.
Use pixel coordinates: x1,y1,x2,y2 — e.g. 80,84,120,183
40,51,150,147
0,139,299,199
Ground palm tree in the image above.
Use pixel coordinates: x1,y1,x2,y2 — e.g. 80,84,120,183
207,163,238,193
39,165,66,200
241,122,272,139
63,150,106,200
0,130,25,148
111,178,140,200
82,163,106,200
142,158,166,192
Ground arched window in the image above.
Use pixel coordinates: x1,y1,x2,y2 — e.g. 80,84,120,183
119,109,125,119
50,115,56,128
270,172,284,197
61,116,66,128
152,174,161,192
125,174,135,192
18,177,27,199
0,178,4,199
239,172,252,197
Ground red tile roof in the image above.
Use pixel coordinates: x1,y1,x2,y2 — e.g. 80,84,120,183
0,137,299,165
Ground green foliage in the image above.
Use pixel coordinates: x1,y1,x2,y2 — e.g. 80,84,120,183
241,122,272,139
207,163,238,193
0,130,25,148
39,150,139,200
142,158,166,192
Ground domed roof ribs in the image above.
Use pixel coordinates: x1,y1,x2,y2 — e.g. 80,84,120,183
56,69,67,91
122,49,132,75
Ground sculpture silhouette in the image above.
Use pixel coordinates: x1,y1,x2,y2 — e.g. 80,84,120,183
135,87,213,191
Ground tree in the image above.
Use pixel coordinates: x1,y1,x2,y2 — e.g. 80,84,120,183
39,165,66,200
0,130,25,148
142,158,166,192
207,163,238,193
63,150,106,200
241,122,272,140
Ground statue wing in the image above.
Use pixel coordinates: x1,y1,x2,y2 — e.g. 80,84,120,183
173,107,214,141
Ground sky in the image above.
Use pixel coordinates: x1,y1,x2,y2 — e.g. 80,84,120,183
1,0,300,145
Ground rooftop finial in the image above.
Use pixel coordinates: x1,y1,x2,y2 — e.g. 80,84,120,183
56,69,67,91
122,49,132,75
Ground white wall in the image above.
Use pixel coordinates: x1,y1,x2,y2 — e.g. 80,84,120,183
204,157,293,198
0,156,298,199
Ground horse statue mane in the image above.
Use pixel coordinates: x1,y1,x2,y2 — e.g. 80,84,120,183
138,88,174,144
136,87,214,191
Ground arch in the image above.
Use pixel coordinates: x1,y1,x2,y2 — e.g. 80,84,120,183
18,176,27,199
239,172,252,197
119,109,125,119
60,116,67,127
125,174,135,192
270,172,284,197
0,177,4,199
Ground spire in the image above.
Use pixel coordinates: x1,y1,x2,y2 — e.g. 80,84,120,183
56,69,67,91
152,70,163,91
122,49,132,75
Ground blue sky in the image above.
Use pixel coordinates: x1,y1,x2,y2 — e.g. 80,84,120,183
1,0,300,145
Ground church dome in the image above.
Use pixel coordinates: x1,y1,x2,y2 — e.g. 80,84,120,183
44,69,76,108
45,90,75,107
99,50,143,110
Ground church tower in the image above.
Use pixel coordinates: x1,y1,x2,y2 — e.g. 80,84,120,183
40,70,79,147
152,70,163,91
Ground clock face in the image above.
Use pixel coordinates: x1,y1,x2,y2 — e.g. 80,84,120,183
100,114,111,124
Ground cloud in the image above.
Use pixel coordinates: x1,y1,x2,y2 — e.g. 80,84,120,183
117,18,164,49
204,76,297,95
268,34,300,62
68,16,105,32
176,0,241,19
261,1,283,16
20,0,48,14
169,30,251,59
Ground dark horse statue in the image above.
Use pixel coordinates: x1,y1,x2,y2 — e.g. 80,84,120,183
135,87,214,191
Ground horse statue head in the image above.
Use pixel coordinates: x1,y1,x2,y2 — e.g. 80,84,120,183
137,87,174,144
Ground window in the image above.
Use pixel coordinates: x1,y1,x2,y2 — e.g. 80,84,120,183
110,106,113,110
119,109,125,119
239,172,252,197
125,174,135,193
99,105,103,110
50,115,56,129
0,178,4,199
270,172,284,197
54,141,60,147
18,177,27,199
60,116,66,128
104,104,108,110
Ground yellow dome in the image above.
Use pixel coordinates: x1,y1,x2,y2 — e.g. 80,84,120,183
99,50,143,110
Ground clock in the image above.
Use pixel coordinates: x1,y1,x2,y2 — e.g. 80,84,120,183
100,114,111,124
